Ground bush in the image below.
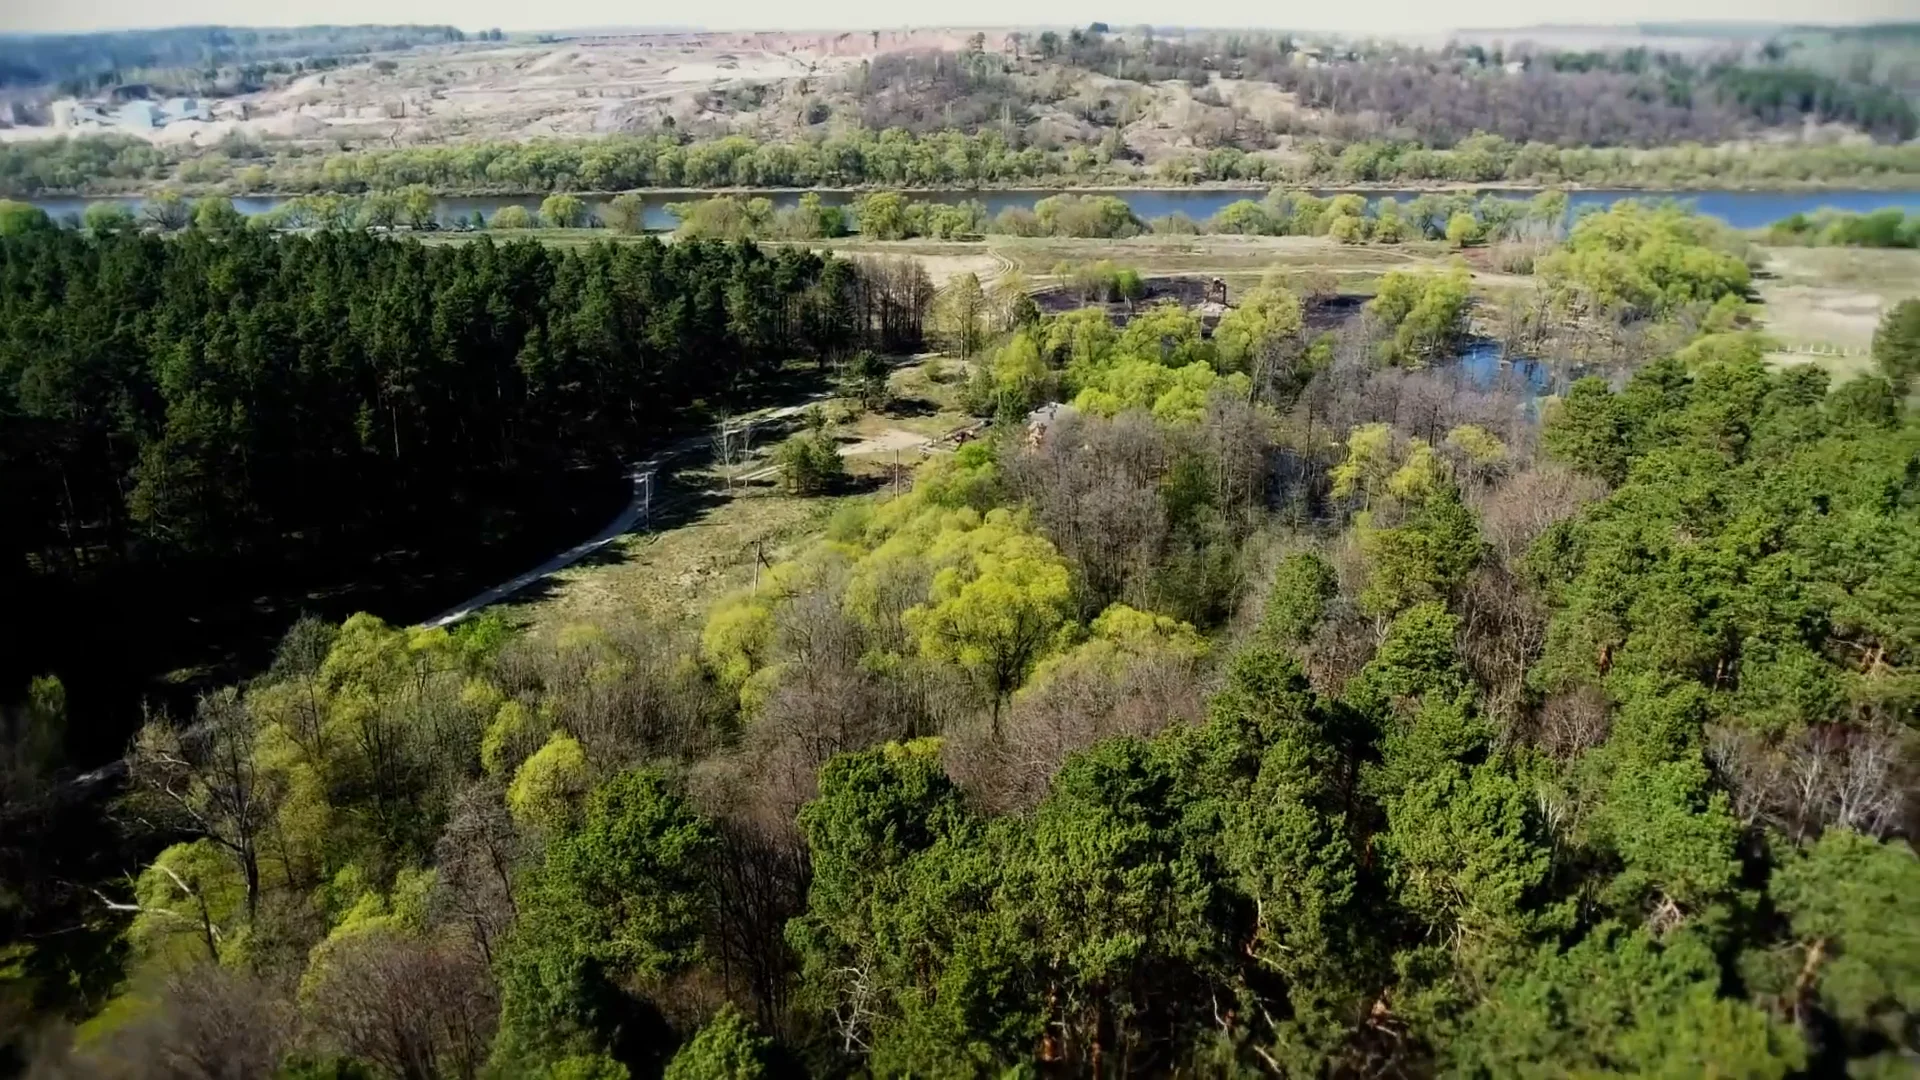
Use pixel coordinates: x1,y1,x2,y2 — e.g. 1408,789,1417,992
490,205,534,229
842,350,891,410
1445,211,1481,247
774,432,845,495
603,193,645,234
540,194,589,229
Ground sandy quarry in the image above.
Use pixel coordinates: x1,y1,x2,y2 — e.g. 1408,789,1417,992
3,29,1023,148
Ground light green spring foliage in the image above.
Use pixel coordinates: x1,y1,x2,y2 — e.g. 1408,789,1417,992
1385,441,1451,502
1020,603,1209,696
81,201,136,233
1365,267,1472,367
298,868,435,1008
701,601,777,692
1329,422,1397,502
1212,279,1305,374
1073,355,1246,424
847,191,985,240
990,331,1049,415
701,444,1069,710
191,197,246,234
1328,213,1369,244
540,193,589,229
1043,307,1117,372
1444,424,1508,470
1537,201,1751,318
128,841,246,967
1115,302,1210,369
903,510,1076,707
489,204,535,229
507,732,592,833
1032,192,1142,238
669,195,774,239
481,699,543,778
0,200,54,235
663,1005,771,1080
1054,298,1254,422
1444,211,1481,247
535,1055,631,1080
109,603,519,1023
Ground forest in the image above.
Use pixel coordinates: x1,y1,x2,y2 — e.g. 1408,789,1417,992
0,210,950,763
8,128,1919,201
1,195,1916,1078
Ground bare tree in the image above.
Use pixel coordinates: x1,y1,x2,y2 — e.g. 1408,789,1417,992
701,818,810,1035
944,646,1207,813
86,967,291,1080
1003,410,1171,615
433,784,523,967
1536,687,1613,761
1706,723,1910,841
125,690,274,919
711,412,754,494
265,615,337,763
301,928,498,1080
535,617,725,768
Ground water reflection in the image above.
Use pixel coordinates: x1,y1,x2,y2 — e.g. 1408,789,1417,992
1453,338,1570,417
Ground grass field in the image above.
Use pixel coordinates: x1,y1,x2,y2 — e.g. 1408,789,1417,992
505,355,974,635
423,231,1502,299
1753,245,1920,378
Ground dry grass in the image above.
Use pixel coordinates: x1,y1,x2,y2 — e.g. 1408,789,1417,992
1754,245,1920,348
508,356,971,634
1752,245,1920,379
506,486,842,631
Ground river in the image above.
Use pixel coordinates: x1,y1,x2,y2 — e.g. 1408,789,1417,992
24,187,1920,232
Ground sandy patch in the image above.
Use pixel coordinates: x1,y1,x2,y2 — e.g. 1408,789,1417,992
913,253,1002,289
839,428,930,457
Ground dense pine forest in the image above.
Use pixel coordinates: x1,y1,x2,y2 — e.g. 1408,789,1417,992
0,216,937,736
1,197,1917,1079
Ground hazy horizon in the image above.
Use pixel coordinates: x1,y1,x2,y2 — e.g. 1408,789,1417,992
4,1,1916,37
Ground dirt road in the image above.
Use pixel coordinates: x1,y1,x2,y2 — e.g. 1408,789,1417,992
418,392,834,629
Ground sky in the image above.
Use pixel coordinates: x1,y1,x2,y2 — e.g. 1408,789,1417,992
3,0,1915,36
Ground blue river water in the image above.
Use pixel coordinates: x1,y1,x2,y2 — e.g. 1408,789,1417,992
24,186,1920,232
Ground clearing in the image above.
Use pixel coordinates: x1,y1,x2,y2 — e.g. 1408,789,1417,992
1753,245,1920,378
503,355,973,634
